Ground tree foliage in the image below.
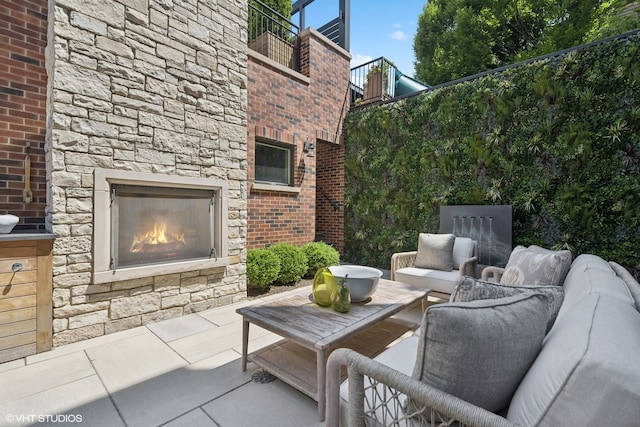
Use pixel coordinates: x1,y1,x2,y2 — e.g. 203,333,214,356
414,0,640,85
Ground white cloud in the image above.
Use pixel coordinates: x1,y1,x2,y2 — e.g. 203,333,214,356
391,30,407,41
350,53,374,68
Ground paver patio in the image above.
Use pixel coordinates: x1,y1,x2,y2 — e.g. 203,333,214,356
0,286,423,427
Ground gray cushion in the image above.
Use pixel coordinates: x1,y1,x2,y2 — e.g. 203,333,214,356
393,267,460,294
410,292,549,413
507,293,640,426
414,233,455,271
451,276,564,333
500,245,572,286
451,237,475,269
559,254,635,318
609,261,640,312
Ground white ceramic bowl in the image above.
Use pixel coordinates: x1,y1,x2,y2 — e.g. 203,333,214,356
0,214,19,234
328,265,383,302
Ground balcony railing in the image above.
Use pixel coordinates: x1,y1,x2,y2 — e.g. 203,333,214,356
350,57,397,106
350,57,431,108
248,0,300,72
292,0,350,50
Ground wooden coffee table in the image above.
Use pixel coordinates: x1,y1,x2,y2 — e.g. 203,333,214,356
236,279,429,421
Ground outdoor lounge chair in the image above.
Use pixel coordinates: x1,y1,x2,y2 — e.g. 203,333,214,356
390,234,478,299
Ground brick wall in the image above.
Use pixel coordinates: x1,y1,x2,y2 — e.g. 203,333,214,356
0,0,48,230
316,139,344,252
247,28,350,250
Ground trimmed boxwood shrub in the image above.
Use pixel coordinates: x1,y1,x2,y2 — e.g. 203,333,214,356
302,241,340,278
267,243,308,285
246,248,280,289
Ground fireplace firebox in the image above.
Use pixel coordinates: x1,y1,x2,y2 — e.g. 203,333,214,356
93,169,229,284
112,185,215,268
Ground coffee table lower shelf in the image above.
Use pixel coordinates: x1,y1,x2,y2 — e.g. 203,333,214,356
246,317,417,403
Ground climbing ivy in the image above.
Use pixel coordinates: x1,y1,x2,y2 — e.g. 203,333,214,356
343,33,640,277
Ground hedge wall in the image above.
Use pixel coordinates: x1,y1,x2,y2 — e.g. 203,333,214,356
343,32,640,277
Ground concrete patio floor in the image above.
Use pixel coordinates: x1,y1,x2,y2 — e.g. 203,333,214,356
0,287,423,427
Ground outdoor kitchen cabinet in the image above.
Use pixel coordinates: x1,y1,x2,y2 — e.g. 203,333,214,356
0,234,55,363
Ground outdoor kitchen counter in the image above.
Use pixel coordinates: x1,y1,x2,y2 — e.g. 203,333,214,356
0,234,55,363
0,232,57,242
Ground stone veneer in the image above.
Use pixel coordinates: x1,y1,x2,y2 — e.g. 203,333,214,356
46,0,248,346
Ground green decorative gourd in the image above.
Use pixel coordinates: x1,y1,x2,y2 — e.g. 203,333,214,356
312,267,337,307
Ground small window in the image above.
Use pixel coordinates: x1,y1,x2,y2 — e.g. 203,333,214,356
255,140,293,186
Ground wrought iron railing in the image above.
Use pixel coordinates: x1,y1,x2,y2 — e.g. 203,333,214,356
248,0,300,72
350,57,397,106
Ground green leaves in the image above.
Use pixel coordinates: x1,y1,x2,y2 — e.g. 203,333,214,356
344,33,640,273
414,0,637,85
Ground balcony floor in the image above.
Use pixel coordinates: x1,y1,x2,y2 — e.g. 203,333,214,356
0,287,423,427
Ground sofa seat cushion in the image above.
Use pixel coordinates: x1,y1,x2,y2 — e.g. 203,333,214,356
559,254,635,319
500,245,572,287
451,276,564,333
394,267,460,294
507,293,640,426
410,293,549,413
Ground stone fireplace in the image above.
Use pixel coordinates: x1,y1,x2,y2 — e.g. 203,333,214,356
93,169,229,284
46,0,248,346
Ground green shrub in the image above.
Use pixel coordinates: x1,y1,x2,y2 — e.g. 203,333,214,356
302,241,340,278
267,243,308,285
246,248,280,289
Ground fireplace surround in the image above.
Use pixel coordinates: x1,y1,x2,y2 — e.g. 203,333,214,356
93,169,229,284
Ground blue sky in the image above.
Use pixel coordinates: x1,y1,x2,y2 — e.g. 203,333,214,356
293,0,426,78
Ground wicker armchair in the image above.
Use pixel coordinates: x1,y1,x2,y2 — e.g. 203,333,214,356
481,265,505,282
326,348,520,427
390,238,478,300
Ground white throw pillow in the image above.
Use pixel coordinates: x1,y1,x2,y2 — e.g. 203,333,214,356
452,237,475,269
500,245,572,286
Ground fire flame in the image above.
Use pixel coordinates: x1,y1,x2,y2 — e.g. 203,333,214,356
130,221,186,253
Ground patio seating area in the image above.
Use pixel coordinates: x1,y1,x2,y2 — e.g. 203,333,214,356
0,284,423,427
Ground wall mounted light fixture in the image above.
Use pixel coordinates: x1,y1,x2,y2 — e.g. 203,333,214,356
303,140,315,157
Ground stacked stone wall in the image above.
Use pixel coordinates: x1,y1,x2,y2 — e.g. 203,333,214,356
47,0,248,346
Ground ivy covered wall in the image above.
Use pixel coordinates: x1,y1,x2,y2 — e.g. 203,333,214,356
343,32,640,277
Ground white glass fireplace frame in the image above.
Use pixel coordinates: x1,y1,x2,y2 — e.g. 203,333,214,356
93,169,229,284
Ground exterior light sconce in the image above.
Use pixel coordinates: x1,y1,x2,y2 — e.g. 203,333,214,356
303,140,315,157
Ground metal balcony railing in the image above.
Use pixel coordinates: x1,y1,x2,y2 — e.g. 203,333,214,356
350,57,431,108
248,0,300,72
350,57,397,106
292,0,350,50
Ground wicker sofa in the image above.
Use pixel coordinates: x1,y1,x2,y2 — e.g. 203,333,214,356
327,252,640,426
